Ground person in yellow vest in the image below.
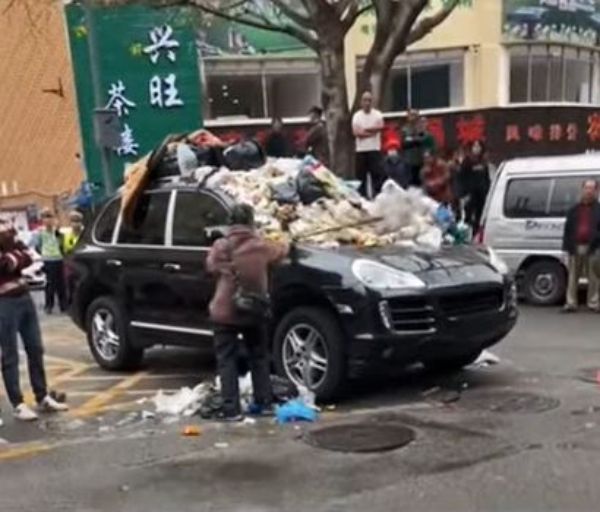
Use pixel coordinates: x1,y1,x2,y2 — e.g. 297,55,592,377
62,211,84,256
31,209,66,314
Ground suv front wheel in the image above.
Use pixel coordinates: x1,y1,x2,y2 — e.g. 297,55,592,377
85,296,144,370
273,307,346,402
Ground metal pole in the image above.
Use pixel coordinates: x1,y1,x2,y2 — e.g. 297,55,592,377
83,1,115,196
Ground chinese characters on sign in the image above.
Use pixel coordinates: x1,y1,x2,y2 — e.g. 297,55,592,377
456,115,486,145
505,120,588,144
143,25,180,64
105,24,185,158
105,80,136,117
149,74,184,108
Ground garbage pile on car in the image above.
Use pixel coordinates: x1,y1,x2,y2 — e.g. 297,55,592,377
121,130,467,250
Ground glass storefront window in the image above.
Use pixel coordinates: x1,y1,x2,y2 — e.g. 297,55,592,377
203,59,320,120
509,44,600,105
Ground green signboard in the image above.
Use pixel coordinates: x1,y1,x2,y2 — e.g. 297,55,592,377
65,2,202,197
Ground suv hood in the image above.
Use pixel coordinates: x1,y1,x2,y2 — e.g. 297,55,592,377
317,244,501,288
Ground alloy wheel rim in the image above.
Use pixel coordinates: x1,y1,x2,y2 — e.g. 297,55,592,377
282,323,329,390
91,308,120,361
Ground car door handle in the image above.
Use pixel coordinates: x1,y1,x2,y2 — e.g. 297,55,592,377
106,259,122,268
163,263,181,272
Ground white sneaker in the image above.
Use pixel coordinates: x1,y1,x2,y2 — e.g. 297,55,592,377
38,395,68,413
14,403,38,422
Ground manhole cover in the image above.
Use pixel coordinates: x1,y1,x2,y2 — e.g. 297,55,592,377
576,368,600,384
459,391,560,414
306,423,415,453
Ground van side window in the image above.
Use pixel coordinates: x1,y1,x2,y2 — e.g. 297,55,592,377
504,178,551,218
117,192,170,245
94,198,121,243
549,177,589,217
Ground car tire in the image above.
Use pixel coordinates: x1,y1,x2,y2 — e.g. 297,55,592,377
85,296,144,371
273,307,346,402
523,260,566,306
423,350,482,374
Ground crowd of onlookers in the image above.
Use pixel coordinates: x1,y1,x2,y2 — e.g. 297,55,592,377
261,92,492,232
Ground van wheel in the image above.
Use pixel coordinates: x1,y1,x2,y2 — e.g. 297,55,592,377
85,297,144,370
523,260,566,306
274,307,346,402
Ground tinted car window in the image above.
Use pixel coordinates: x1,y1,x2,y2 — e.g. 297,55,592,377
117,192,170,245
94,198,121,243
172,192,228,247
549,176,591,217
504,178,551,218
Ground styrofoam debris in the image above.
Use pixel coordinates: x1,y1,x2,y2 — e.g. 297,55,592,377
152,383,210,416
240,417,257,426
214,442,229,449
471,350,501,368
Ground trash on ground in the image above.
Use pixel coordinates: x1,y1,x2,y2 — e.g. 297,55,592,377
214,442,229,449
325,405,336,411
119,485,130,493
240,417,257,426
276,399,319,424
182,425,202,437
471,350,501,368
152,383,210,416
136,397,148,405
141,410,156,420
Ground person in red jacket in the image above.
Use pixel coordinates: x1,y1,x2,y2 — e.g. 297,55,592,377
0,218,68,425
207,204,288,421
421,151,454,205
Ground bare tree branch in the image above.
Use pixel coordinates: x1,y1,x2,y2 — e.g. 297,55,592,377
270,0,311,28
406,0,459,45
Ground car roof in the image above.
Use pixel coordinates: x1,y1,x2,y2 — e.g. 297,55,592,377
502,153,600,176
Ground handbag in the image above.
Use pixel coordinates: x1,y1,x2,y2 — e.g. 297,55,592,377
227,241,272,321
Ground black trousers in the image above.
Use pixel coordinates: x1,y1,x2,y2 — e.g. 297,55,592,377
0,293,47,407
356,151,383,199
44,260,66,312
214,324,273,416
407,164,423,188
465,189,487,231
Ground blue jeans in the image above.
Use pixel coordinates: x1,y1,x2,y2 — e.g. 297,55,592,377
0,293,48,407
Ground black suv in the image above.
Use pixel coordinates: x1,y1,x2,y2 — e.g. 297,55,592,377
69,180,518,399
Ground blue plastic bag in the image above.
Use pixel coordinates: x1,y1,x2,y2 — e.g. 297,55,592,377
275,399,318,424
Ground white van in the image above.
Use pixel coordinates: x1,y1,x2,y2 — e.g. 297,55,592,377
480,153,600,306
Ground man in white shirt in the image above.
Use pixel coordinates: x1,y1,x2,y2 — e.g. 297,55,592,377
352,91,384,198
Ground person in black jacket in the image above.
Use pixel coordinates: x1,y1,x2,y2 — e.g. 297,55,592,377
461,140,491,232
264,117,291,158
562,179,600,312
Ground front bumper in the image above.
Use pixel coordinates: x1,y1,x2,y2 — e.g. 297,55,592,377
330,281,518,378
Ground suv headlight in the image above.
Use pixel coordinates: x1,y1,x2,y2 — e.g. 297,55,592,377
488,247,509,275
352,259,425,290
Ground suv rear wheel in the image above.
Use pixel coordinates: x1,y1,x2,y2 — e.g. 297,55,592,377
273,307,345,402
86,296,144,370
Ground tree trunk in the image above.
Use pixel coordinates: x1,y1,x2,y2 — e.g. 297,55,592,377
318,41,354,179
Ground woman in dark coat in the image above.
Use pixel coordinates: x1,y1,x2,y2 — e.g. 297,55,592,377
461,140,491,231
264,117,291,158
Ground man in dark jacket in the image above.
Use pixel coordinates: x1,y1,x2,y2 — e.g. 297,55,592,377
401,110,436,187
0,218,68,425
207,204,288,421
562,179,600,312
305,106,330,167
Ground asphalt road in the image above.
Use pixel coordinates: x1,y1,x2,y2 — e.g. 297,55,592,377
1,304,600,512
